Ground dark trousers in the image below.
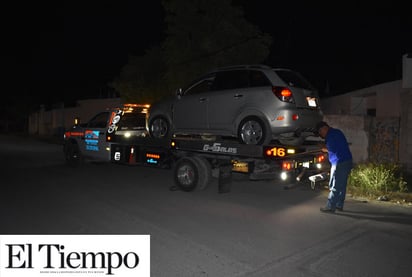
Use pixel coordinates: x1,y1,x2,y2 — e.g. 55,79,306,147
327,160,353,209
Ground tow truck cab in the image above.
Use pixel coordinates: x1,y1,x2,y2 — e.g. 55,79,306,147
63,104,149,167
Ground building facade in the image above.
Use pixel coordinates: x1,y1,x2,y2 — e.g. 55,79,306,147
320,54,412,174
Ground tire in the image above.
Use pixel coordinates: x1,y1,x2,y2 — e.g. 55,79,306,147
200,135,217,141
238,117,269,145
278,136,305,146
64,142,83,167
174,157,199,192
149,116,170,139
193,156,212,190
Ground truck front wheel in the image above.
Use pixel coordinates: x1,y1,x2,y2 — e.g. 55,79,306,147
174,157,199,192
64,142,83,167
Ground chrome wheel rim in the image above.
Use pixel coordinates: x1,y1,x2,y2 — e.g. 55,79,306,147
176,164,195,186
151,118,168,138
240,120,263,144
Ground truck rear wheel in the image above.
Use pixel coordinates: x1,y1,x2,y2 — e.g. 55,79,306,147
174,157,199,192
193,156,212,190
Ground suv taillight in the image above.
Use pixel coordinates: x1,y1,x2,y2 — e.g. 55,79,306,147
272,86,295,103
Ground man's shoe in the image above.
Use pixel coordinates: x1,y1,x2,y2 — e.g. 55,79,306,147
336,207,343,211
320,207,335,213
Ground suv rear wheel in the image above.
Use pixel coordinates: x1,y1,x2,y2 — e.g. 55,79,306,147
238,117,269,145
278,136,305,146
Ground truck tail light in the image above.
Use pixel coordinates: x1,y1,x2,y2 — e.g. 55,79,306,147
315,153,326,163
282,160,294,171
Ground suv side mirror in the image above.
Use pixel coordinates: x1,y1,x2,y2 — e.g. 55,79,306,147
176,88,183,99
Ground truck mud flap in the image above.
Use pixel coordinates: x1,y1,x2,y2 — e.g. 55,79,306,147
218,163,232,193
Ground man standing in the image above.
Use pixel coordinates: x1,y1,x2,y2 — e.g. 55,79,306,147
316,121,353,213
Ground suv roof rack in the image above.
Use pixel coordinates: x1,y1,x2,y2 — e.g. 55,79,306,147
213,64,272,71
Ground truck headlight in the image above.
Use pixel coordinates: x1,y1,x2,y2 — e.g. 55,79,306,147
280,172,288,181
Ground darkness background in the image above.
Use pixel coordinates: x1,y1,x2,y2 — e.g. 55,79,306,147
3,1,412,113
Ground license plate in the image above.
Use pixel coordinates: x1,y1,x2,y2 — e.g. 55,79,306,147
306,97,317,107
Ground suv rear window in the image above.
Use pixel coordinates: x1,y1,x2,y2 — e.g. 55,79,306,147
249,70,271,87
212,70,249,90
211,70,271,90
274,70,315,90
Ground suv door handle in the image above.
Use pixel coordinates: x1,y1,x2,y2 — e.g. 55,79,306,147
234,94,243,98
199,97,207,102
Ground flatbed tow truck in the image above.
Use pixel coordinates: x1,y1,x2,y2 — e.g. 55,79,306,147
63,103,329,192
108,132,330,192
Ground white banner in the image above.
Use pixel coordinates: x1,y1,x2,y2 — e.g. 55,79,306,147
0,235,150,277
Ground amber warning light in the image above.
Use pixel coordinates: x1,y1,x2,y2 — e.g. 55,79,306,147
265,147,295,157
146,153,160,159
146,152,161,165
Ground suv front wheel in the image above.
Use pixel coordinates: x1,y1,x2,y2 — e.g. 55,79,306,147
149,116,170,139
238,117,269,145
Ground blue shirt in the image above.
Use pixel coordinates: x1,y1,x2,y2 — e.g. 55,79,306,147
325,127,353,165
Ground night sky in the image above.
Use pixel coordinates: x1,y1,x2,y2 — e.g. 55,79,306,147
5,1,412,110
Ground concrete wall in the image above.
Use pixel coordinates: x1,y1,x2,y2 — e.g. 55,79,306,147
321,54,411,118
322,115,370,164
369,117,400,163
319,94,353,115
28,98,124,137
320,80,402,117
399,90,412,173
322,115,402,167
320,54,412,174
64,98,124,127
403,53,412,88
375,82,402,117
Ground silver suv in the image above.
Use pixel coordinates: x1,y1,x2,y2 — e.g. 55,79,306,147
148,65,323,145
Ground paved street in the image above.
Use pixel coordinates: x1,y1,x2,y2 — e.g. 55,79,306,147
1,134,412,277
